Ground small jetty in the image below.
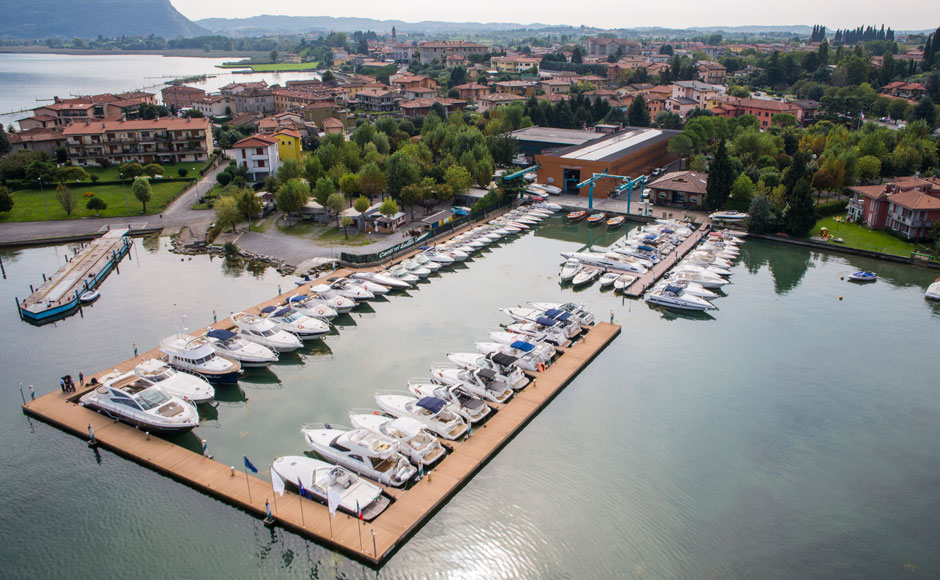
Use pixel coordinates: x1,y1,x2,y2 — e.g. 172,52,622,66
21,259,619,565
621,220,710,298
16,229,131,325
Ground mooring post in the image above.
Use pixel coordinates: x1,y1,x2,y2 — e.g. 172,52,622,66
0,254,5,279
18,383,26,405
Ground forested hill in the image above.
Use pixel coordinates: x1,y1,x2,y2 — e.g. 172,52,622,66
0,0,207,39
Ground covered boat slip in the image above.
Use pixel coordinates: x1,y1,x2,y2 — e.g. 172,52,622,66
22,320,620,566
18,229,131,322
621,220,711,297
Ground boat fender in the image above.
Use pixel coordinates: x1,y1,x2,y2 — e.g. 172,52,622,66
538,363,545,373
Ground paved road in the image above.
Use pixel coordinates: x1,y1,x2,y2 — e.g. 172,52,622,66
0,163,225,245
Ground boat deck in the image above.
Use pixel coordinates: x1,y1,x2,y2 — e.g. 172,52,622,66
22,265,620,566
19,229,129,314
621,221,710,298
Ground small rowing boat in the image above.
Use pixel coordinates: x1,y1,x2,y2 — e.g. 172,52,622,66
606,215,625,228
567,210,587,222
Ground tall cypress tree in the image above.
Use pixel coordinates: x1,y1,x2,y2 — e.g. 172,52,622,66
627,95,651,127
705,139,733,210
787,177,816,236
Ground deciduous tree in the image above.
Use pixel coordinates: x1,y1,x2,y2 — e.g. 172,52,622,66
132,177,152,213
214,195,239,232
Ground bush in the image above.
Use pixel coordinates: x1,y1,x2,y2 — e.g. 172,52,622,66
178,168,189,178
222,241,239,256
118,162,144,178
90,174,99,183
815,200,848,219
143,163,165,177
216,171,232,186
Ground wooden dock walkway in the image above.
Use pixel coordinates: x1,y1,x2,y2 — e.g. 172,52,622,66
22,283,620,566
621,221,710,298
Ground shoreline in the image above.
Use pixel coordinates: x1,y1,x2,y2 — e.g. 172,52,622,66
0,47,269,59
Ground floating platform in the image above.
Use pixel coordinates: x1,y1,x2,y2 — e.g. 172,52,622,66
16,229,132,325
621,221,710,298
22,315,619,566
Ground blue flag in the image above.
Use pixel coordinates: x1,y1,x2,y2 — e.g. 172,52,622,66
243,455,258,473
298,478,313,499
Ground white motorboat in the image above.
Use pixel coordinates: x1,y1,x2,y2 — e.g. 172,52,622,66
386,265,421,283
502,306,581,337
654,279,719,300
315,279,373,301
534,183,562,195
688,250,734,268
305,288,356,313
79,290,100,303
285,294,338,320
506,321,568,346
534,202,562,212
412,253,443,271
231,312,303,352
302,424,416,487
133,358,214,404
407,380,492,424
80,371,198,433
260,306,330,339
572,266,602,287
204,329,278,367
926,278,940,300
560,258,582,282
401,259,431,278
160,334,242,384
374,393,468,440
678,259,732,277
528,302,595,326
645,284,717,311
351,271,411,289
421,250,454,266
709,210,749,222
611,243,662,265
668,267,730,289
348,412,446,467
474,341,546,372
347,277,391,295
613,273,638,291
599,272,620,288
486,332,556,362
272,456,390,521
560,251,648,274
847,270,877,283
446,352,530,390
438,246,469,261
430,366,514,404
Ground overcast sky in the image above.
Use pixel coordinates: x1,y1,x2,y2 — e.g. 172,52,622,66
169,1,933,31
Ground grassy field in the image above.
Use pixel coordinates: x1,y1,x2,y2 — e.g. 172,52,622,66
86,161,206,182
1,182,189,222
277,220,375,245
810,217,934,257
217,62,319,72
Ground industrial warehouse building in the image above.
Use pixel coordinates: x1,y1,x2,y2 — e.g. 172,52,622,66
535,128,679,198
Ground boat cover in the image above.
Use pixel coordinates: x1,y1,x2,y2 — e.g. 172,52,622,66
638,245,655,252
206,329,237,340
510,341,536,352
662,228,675,234
535,317,558,327
273,307,290,317
491,353,517,366
288,294,307,302
544,308,564,317
417,397,445,413
478,369,497,381
664,285,683,294
261,306,277,314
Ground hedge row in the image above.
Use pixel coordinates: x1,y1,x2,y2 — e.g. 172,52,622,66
815,200,848,218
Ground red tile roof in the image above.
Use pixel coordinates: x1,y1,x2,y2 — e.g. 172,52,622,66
230,134,278,148
62,117,210,135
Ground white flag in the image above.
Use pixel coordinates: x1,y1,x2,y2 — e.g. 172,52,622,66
327,488,342,518
271,468,285,498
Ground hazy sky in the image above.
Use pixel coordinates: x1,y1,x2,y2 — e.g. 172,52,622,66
169,0,934,31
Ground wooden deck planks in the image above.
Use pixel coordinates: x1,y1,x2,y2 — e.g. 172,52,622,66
621,221,711,298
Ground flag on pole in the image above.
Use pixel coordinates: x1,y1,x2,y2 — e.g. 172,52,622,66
243,455,258,473
297,478,313,499
327,488,342,518
356,500,363,521
271,468,285,497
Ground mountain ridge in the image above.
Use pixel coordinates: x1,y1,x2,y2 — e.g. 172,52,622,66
0,0,207,39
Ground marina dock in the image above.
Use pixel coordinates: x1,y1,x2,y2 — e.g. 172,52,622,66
21,262,620,566
16,228,132,325
621,221,710,298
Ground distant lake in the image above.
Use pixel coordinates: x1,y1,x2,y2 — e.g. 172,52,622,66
0,53,321,128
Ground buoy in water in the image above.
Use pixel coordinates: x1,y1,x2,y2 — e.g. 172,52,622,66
840,275,844,280
839,296,843,301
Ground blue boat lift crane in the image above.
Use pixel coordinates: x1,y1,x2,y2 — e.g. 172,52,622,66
575,172,647,212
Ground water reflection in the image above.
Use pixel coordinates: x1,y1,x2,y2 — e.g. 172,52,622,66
214,385,248,405
647,306,716,322
239,367,282,389
740,241,812,295
141,235,161,254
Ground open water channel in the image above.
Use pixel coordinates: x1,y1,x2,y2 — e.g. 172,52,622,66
1,217,939,579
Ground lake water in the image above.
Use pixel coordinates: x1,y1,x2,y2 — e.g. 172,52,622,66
1,219,939,579
0,53,321,128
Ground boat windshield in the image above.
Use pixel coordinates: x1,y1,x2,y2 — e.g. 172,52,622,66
136,388,170,410
282,312,303,322
150,371,173,382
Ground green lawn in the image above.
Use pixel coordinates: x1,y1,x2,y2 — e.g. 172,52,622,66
276,220,375,246
217,62,319,72
810,217,934,257
1,182,189,222
86,161,207,182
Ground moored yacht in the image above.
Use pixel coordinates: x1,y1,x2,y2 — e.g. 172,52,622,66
302,424,416,487
271,456,390,521
645,284,717,311
445,351,530,390
80,371,199,433
203,329,279,367
351,271,411,289
406,380,492,424
285,294,338,320
160,334,242,384
374,393,468,440
259,306,330,339
231,312,303,352
348,411,446,467
133,358,215,404
430,366,514,404
529,302,595,326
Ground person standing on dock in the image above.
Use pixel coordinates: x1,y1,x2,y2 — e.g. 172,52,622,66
79,372,84,387
60,377,66,392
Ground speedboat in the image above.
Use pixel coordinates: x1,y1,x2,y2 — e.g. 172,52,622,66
401,259,432,278
474,341,547,372
302,289,356,313
314,280,373,301
446,352,530,390
506,320,568,347
502,306,582,337
926,277,940,300
407,380,492,424
560,258,582,282
430,366,514,404
572,266,601,287
655,279,718,300
586,212,607,225
612,243,662,265
347,277,392,295
412,253,443,272
302,424,416,487
386,265,421,283
645,284,716,311
348,412,446,467
599,272,619,288
560,251,648,274
272,456,390,521
133,358,215,404
678,259,731,277
204,328,278,367
259,306,330,339
607,216,626,228
567,210,587,222
231,312,303,352
285,294,338,320
80,371,198,433
487,331,556,359
534,201,562,212
709,210,748,222
160,334,242,384
848,271,877,283
374,393,469,440
536,184,562,195
613,273,637,291
421,249,454,266
351,271,411,289
668,267,730,289
529,302,595,326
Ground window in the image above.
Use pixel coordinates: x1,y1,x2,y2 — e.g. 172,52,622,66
256,148,264,155
257,160,266,168
241,149,246,159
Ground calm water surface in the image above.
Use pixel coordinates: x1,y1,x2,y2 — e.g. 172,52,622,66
0,53,321,127
1,219,939,579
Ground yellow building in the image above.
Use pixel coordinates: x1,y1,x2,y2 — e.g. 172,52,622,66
274,129,302,163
